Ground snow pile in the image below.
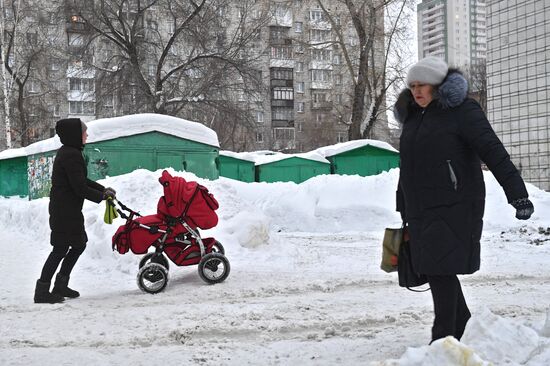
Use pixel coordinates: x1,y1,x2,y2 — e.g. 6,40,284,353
376,307,550,365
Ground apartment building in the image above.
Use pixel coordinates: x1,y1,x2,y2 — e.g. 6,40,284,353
0,0,388,152
486,0,550,190
417,0,486,69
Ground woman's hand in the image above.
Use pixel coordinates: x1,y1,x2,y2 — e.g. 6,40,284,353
511,198,534,220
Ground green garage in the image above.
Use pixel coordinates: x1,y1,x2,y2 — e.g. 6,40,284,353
218,151,256,182
315,140,399,176
255,152,331,183
0,150,29,197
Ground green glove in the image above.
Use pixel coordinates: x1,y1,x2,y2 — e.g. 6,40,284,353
104,197,118,224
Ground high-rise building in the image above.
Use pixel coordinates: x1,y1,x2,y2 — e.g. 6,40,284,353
486,0,550,190
417,0,486,69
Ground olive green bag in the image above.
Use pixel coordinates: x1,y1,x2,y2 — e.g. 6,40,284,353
380,227,402,273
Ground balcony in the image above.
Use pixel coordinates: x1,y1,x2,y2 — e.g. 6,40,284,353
311,101,333,110
271,100,294,108
272,119,295,128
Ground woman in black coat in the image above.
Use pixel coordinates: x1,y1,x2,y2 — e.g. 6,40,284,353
34,118,115,304
394,56,534,343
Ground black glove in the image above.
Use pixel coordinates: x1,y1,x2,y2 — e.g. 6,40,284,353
103,187,116,200
511,198,534,220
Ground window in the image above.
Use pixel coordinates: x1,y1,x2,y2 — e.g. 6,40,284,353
27,32,38,46
28,80,39,93
68,33,84,47
274,127,295,140
312,92,328,103
103,94,114,108
274,4,289,19
310,9,325,21
272,107,294,120
310,29,331,42
311,69,332,82
271,46,292,59
336,94,343,104
295,22,303,33
53,104,60,117
296,82,304,93
335,74,343,85
147,19,158,30
50,61,60,71
69,78,95,92
69,101,95,115
271,68,293,80
296,62,304,72
270,27,287,41
256,132,264,143
312,48,332,61
148,64,155,77
297,102,304,113
252,28,261,40
272,87,294,100
256,111,264,123
337,132,347,143
333,53,341,64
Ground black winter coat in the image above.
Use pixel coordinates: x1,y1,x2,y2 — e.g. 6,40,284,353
395,71,528,275
49,118,104,245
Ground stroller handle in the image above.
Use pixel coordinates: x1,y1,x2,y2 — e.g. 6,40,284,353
109,199,141,219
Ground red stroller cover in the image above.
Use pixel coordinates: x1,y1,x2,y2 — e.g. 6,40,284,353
157,170,219,229
112,214,186,254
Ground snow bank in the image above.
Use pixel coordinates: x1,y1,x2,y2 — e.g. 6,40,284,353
1,167,549,365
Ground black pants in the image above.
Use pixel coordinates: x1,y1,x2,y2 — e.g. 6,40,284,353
427,275,471,343
39,242,87,283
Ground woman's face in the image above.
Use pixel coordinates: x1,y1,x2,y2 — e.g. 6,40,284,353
409,82,434,108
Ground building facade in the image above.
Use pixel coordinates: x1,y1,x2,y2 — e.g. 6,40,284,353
417,0,486,69
486,0,550,191
0,0,389,153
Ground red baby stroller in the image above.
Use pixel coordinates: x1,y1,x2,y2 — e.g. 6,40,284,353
111,170,230,294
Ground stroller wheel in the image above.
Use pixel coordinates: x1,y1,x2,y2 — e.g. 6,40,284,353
137,263,168,294
211,240,225,255
198,253,230,284
139,252,170,271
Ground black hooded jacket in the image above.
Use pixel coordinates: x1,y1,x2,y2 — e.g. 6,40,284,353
49,118,104,245
395,71,528,275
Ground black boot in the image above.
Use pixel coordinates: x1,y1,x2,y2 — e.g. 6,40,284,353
52,274,80,298
34,280,64,304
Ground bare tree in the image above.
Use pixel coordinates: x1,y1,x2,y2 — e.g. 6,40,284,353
68,0,270,150
0,0,65,148
314,0,414,141
468,59,487,113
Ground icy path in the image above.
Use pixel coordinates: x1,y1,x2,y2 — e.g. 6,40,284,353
1,229,549,365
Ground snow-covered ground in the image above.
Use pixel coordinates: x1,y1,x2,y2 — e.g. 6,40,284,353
1,168,549,365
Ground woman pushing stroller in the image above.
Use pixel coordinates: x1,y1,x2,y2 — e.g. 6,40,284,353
34,118,116,304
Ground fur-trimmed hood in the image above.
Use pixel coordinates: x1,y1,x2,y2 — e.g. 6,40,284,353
393,70,469,124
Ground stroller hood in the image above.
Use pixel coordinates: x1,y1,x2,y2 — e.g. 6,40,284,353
158,170,219,229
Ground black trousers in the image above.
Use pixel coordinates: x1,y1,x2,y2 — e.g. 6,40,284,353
427,275,471,343
39,242,87,283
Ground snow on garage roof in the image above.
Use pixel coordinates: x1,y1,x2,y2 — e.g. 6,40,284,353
253,151,330,166
0,113,219,160
219,151,258,162
313,139,399,157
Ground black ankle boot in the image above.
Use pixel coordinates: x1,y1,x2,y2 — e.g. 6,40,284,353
52,274,80,298
34,280,64,304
